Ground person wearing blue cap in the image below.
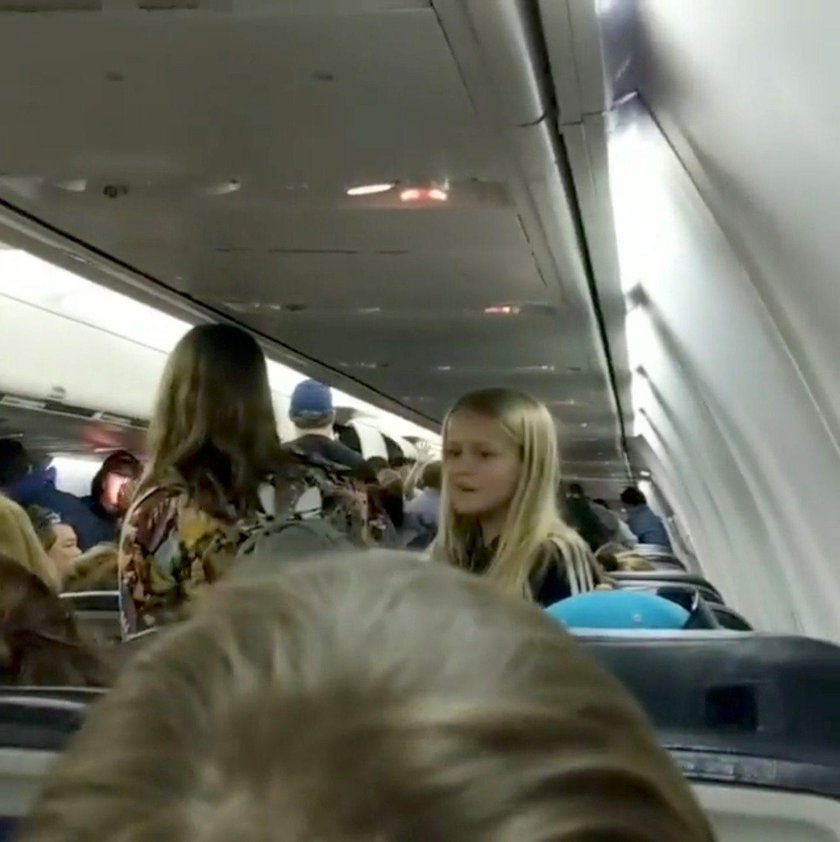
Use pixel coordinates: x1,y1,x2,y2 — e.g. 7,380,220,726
545,589,689,631
286,379,367,472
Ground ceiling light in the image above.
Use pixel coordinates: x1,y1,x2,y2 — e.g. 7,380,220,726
346,183,395,196
483,305,520,315
400,188,422,202
400,187,449,203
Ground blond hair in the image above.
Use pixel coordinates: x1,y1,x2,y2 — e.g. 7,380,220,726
142,323,282,515
21,553,712,842
64,543,119,592
0,495,61,591
433,388,601,598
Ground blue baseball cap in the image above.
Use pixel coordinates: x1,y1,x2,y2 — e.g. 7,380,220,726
545,590,689,631
290,379,334,420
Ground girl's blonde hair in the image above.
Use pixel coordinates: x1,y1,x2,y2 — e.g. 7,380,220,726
141,323,283,515
433,388,601,598
21,553,712,842
0,495,61,591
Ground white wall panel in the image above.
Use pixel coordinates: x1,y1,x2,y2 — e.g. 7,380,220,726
607,101,840,640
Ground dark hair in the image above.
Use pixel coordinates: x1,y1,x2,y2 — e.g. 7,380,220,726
420,460,442,492
144,324,283,515
379,477,405,530
90,451,142,503
0,554,111,687
563,497,610,553
365,456,388,476
567,482,585,497
621,487,647,507
0,439,30,487
26,505,60,552
389,456,414,470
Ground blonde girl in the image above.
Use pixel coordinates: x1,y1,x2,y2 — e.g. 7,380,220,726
433,388,603,604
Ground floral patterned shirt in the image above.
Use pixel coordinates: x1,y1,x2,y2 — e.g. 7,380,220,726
119,456,372,637
118,484,264,637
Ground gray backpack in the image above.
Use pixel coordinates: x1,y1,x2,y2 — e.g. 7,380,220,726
234,473,357,579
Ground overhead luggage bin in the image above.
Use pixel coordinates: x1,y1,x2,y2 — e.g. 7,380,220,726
579,633,840,800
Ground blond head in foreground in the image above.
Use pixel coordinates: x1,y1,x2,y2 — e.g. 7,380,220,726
21,552,713,842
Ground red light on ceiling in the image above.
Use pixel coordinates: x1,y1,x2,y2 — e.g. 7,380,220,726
400,187,449,203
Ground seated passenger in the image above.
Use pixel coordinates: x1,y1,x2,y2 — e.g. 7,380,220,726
80,450,142,545
0,440,105,551
621,487,673,550
562,485,611,551
404,459,441,545
432,388,605,605
546,588,689,631
0,495,61,590
26,506,81,585
20,553,713,842
119,324,371,637
595,542,655,573
285,379,368,473
0,553,110,687
569,482,638,548
64,543,119,592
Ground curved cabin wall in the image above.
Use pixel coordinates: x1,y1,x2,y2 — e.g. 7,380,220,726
607,100,840,641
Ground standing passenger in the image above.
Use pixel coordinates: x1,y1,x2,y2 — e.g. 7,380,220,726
286,379,368,473
119,325,290,636
433,388,604,605
404,460,442,544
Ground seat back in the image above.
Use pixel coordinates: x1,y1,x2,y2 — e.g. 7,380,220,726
0,688,101,828
61,591,121,644
708,603,753,631
633,544,687,571
579,633,840,800
655,586,721,630
612,570,723,603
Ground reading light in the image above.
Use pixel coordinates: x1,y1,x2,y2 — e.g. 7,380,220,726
346,183,395,196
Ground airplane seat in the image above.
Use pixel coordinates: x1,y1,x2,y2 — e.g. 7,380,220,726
655,586,721,630
0,689,101,831
60,591,120,645
579,633,840,841
633,544,687,570
708,603,753,631
612,570,723,604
